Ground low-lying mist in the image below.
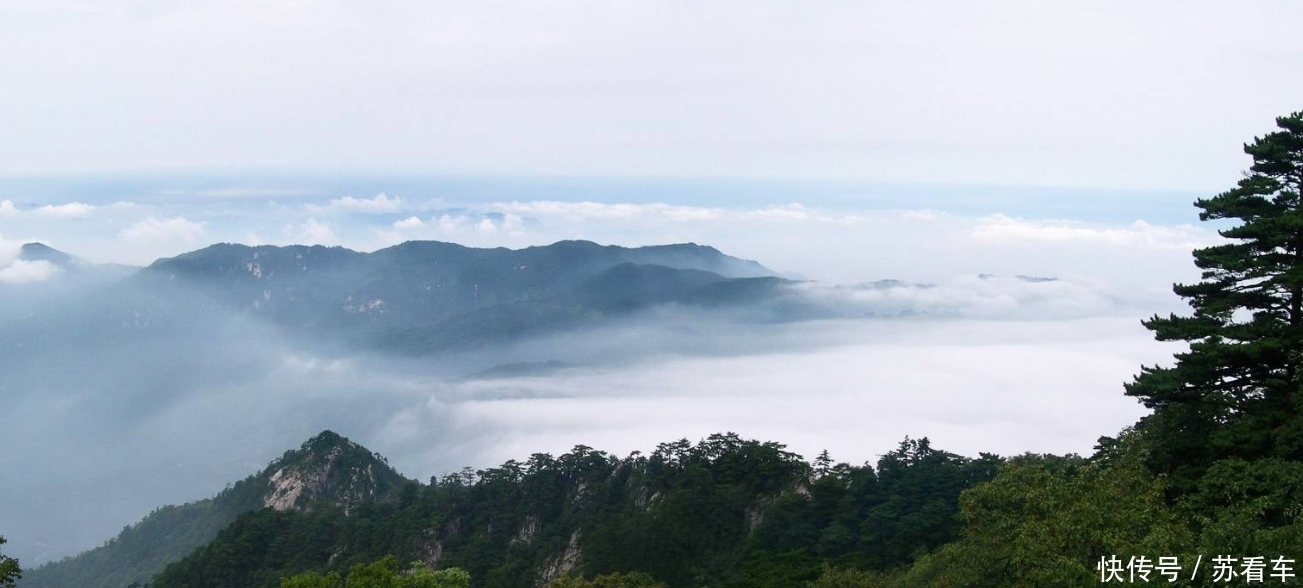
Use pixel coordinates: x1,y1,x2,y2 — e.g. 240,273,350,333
0,272,1175,565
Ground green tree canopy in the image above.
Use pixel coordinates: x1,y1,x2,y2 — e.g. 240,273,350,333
543,571,667,588
1127,110,1303,490
0,536,20,588
278,557,469,588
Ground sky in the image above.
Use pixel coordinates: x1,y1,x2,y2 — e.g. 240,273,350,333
1,1,1301,189
0,0,1298,568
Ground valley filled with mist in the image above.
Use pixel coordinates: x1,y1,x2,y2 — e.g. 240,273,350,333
0,183,1201,570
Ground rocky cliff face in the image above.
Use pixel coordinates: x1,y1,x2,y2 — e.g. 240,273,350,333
258,430,411,512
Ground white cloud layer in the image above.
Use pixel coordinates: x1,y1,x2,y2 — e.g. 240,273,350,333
372,317,1165,478
0,259,62,284
34,202,96,218
971,214,1210,250
792,275,1135,320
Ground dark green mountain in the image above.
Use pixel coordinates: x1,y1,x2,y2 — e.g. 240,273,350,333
21,431,413,588
0,239,793,377
126,240,790,353
132,433,998,588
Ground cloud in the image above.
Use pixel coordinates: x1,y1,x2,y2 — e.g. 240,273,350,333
292,217,339,245
118,216,206,244
33,202,96,217
743,203,863,225
307,193,404,214
334,198,1213,291
746,203,813,221
971,214,1210,250
371,317,1166,481
901,209,939,221
0,200,99,218
172,188,305,199
491,200,867,227
0,259,63,284
0,236,17,263
789,275,1138,320
392,216,425,230
495,201,727,222
0,224,1184,565
374,212,528,248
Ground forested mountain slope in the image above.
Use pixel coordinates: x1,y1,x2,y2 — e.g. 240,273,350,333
3,240,795,357
143,435,997,588
22,432,412,588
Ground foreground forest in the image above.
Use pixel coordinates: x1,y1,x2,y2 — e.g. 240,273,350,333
8,112,1303,587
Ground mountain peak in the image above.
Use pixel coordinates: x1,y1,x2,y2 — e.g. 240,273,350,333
19,432,413,588
19,242,75,266
304,428,347,446
259,431,409,512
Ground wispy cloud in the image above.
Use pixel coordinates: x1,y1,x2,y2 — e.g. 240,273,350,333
119,216,206,244
306,193,405,214
901,209,940,221
166,188,306,199
490,201,864,226
495,201,726,222
0,200,99,218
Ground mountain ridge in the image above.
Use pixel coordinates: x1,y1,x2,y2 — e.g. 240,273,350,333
134,431,996,588
21,431,412,588
126,239,790,353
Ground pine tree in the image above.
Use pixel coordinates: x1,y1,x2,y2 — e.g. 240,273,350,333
1127,111,1303,490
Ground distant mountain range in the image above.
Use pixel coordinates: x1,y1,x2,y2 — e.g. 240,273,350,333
3,239,1073,364
3,239,795,355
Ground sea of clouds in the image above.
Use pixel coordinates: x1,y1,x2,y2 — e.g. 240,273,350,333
0,181,1211,564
